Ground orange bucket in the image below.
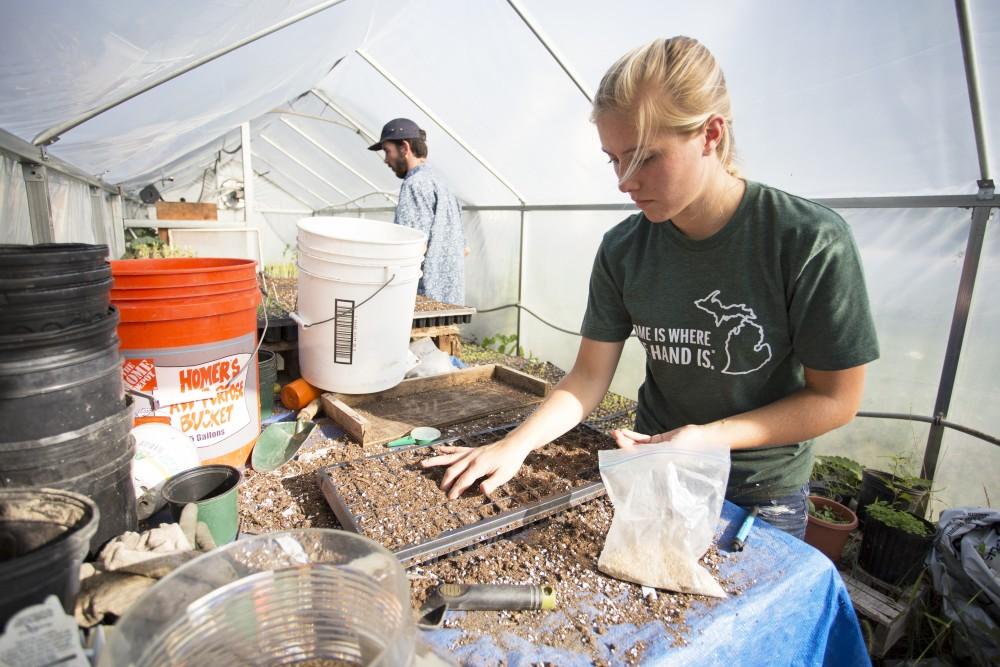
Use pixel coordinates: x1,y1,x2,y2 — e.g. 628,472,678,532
110,258,261,467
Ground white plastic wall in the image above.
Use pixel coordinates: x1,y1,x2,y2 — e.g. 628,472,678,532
0,155,31,244
936,210,999,511
813,208,973,505
462,211,521,345
48,171,96,243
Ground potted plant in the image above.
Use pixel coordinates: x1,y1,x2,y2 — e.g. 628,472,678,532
810,455,863,507
805,496,858,562
857,455,932,525
858,500,935,587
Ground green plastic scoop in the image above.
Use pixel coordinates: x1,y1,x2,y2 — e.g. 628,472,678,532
252,398,320,472
387,426,442,448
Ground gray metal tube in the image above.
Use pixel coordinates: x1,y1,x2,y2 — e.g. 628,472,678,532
342,194,997,215
21,163,55,243
923,205,994,477
506,0,593,103
955,0,993,182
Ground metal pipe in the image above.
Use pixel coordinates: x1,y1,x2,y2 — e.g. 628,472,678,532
337,194,998,214
355,49,526,205
316,191,406,211
517,211,525,346
857,411,999,447
309,89,379,144
32,0,351,146
21,163,55,243
254,168,317,210
256,207,313,215
241,123,255,222
0,128,118,194
258,135,349,198
267,109,360,133
252,154,332,208
279,118,396,204
506,0,594,103
955,0,993,182
923,204,994,478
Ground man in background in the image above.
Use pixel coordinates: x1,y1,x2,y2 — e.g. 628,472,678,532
369,118,465,305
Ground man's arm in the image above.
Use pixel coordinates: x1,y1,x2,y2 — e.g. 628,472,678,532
394,177,434,234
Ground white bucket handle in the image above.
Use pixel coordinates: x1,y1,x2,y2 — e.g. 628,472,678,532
292,270,398,329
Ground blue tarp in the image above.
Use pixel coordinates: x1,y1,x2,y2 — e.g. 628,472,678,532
420,501,871,666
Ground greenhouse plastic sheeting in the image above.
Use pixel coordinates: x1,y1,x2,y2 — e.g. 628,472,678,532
0,0,404,183
0,154,31,244
421,502,869,667
4,1,997,199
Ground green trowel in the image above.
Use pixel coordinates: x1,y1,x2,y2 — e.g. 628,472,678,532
252,398,321,472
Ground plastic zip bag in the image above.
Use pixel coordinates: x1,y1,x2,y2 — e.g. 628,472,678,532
598,441,730,598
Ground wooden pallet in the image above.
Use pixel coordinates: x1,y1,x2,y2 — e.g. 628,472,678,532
320,364,550,446
411,323,462,357
842,570,925,657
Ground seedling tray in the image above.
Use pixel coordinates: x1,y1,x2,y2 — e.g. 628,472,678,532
318,422,612,565
320,364,550,447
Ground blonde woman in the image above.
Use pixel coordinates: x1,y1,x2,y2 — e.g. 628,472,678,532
423,36,879,539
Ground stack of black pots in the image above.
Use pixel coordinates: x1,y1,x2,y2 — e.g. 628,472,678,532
0,243,136,553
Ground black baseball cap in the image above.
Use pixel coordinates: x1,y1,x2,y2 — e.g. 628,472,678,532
368,118,424,151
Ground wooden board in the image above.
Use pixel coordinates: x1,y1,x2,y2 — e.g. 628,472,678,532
411,324,461,339
411,324,462,357
155,201,217,220
843,571,924,657
320,364,550,446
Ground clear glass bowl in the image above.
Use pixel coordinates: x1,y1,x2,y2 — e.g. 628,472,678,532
100,529,415,667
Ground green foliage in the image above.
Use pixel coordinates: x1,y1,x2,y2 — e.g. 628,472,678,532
481,332,519,356
123,228,195,259
865,500,931,537
874,453,934,512
884,453,932,492
810,455,863,499
264,262,297,279
808,499,851,524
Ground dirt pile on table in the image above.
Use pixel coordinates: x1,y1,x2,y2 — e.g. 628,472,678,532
410,497,736,666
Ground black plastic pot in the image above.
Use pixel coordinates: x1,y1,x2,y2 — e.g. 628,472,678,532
0,244,112,334
859,512,935,587
0,276,113,335
0,265,111,292
0,308,124,441
0,243,108,279
0,487,98,627
858,468,930,525
0,403,136,553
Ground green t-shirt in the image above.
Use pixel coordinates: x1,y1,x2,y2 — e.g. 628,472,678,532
581,180,880,500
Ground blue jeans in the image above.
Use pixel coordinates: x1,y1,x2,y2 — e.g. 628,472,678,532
730,483,810,541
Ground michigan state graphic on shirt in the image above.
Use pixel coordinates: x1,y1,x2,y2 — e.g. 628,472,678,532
632,289,773,376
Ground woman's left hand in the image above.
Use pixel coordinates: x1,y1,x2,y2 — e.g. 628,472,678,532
611,424,714,449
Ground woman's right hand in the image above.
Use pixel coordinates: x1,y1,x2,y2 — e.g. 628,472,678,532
420,438,532,499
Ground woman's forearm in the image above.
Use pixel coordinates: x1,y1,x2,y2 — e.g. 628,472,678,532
700,365,866,449
505,338,625,453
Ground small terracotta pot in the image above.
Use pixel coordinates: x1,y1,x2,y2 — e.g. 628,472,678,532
805,495,858,562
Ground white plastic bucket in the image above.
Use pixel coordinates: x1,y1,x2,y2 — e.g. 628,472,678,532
297,246,423,281
298,217,426,260
294,217,427,394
